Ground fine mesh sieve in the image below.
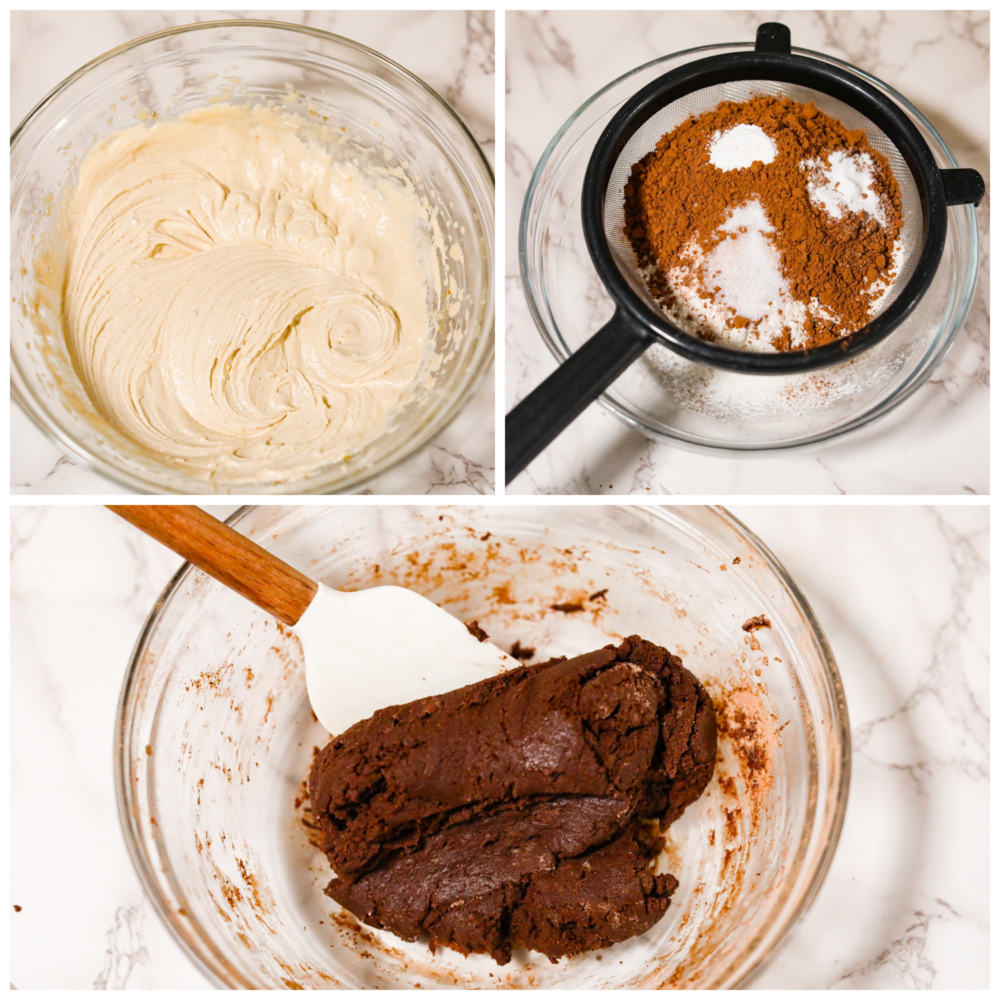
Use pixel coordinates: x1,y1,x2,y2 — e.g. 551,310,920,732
506,22,983,484
601,80,924,325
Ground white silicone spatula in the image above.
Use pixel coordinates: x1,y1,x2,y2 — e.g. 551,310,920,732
109,506,515,735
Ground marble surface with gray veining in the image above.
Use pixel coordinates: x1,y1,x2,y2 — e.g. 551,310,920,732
9,504,988,988
506,11,989,495
11,10,495,496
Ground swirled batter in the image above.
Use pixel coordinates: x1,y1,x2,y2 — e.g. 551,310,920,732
58,104,439,484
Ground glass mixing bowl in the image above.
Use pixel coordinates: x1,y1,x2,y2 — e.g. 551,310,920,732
116,505,849,988
11,21,494,494
519,42,979,452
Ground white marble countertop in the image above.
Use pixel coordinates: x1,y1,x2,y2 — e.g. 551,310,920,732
506,11,989,495
11,10,495,495
10,504,988,988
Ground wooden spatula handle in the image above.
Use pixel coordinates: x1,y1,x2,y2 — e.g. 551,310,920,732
108,505,318,625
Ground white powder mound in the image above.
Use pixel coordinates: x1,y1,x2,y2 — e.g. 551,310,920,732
708,202,784,320
801,150,887,225
663,199,838,352
709,124,777,171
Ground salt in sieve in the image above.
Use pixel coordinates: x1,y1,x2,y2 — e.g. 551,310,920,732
506,22,984,483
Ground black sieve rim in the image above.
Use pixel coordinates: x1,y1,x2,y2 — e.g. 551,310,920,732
582,30,949,373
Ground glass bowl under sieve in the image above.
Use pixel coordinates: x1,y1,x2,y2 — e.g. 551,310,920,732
520,41,979,452
116,504,849,988
11,21,494,494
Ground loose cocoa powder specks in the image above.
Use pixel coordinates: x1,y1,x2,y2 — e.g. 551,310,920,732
623,96,904,351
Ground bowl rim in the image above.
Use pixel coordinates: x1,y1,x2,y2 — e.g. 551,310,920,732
714,505,851,985
114,503,851,988
518,39,979,454
11,18,495,495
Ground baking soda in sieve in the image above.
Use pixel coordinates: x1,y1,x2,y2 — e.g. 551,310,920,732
802,150,887,225
708,125,777,171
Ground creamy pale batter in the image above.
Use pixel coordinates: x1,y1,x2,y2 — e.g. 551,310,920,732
56,104,440,484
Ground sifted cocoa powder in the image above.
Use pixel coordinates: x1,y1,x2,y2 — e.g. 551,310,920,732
623,95,904,351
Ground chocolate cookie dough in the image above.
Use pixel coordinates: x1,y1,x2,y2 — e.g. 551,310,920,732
309,636,716,965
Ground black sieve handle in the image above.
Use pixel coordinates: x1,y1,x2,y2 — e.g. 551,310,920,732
941,168,985,207
505,311,654,484
755,22,791,54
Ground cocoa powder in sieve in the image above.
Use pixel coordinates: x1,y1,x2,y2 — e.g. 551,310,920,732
623,95,903,351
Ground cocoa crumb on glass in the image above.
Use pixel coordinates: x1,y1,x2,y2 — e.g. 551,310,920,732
465,620,489,642
550,601,585,613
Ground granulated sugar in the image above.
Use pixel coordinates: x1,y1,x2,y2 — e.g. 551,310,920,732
708,124,777,171
802,150,887,225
